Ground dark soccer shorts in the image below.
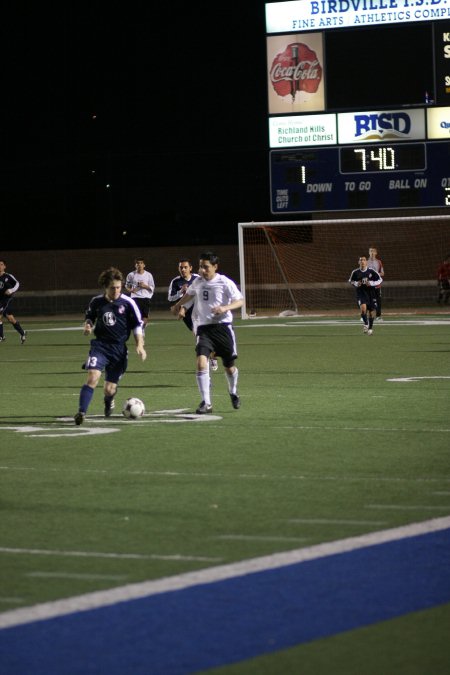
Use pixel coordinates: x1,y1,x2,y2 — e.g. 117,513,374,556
195,323,238,367
182,306,194,332
0,297,13,316
356,289,378,312
85,340,128,384
133,297,151,319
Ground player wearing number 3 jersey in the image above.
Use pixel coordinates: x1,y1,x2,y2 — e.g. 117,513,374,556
171,251,243,414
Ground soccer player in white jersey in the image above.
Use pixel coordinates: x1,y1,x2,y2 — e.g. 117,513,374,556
367,246,384,321
125,257,155,331
171,251,243,414
168,258,219,372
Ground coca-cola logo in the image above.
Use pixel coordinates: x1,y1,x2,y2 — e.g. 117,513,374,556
270,42,322,100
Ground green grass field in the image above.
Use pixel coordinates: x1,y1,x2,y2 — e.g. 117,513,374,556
1,312,449,673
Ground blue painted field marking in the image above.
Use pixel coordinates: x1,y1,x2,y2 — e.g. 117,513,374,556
0,517,449,674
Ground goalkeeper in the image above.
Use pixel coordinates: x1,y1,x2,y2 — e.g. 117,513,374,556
348,256,383,336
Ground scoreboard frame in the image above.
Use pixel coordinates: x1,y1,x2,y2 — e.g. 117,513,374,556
270,141,450,213
265,3,450,214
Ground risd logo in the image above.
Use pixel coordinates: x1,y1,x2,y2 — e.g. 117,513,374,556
354,112,411,140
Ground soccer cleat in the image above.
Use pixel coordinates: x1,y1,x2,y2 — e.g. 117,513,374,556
230,393,241,409
363,325,369,334
210,357,219,371
368,329,373,335
20,332,27,344
376,317,383,322
74,411,86,425
0,336,5,342
104,399,115,417
196,401,213,414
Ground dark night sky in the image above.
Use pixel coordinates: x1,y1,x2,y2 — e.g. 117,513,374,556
0,4,434,250
0,3,271,250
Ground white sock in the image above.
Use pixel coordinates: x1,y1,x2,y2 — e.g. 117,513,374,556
225,368,238,394
196,370,211,405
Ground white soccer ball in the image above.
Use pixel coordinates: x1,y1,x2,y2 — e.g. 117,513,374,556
122,397,145,419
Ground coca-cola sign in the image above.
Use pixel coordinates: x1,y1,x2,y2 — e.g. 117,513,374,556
267,34,325,114
270,43,322,100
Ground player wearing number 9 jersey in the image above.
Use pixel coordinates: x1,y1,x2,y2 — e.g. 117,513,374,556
171,251,243,414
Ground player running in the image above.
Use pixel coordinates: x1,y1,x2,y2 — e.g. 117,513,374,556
349,256,383,336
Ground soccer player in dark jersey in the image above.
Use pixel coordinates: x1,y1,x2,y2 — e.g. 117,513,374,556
349,256,383,336
0,259,26,344
168,259,200,331
74,267,147,425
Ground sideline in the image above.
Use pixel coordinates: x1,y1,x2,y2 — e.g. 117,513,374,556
1,515,449,630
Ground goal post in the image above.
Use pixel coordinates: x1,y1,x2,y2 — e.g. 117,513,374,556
237,214,450,318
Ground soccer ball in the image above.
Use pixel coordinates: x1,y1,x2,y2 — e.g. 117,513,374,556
122,397,145,419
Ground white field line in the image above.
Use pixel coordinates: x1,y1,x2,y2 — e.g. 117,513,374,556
27,572,128,581
238,319,450,328
273,426,450,433
1,465,449,484
21,318,450,335
21,327,82,332
0,548,221,563
387,376,450,382
213,535,309,542
366,504,450,511
3,422,450,434
287,518,387,525
0,516,449,630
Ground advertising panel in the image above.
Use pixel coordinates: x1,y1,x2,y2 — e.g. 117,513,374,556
337,109,426,144
267,33,325,114
265,0,450,33
427,106,450,138
269,114,337,147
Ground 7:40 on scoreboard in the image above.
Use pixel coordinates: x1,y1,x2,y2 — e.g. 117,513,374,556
270,141,450,213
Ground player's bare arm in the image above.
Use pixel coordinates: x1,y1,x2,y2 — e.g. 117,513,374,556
83,320,93,335
171,293,192,315
135,335,147,361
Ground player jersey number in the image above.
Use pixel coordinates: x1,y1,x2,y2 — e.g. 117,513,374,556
202,290,209,301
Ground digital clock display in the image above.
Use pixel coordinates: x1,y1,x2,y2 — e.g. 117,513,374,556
340,143,426,174
270,141,450,213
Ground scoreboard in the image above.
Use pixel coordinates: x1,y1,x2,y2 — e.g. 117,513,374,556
265,2,450,214
270,141,450,212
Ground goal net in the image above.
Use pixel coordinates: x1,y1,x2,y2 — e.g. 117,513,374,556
237,214,450,317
